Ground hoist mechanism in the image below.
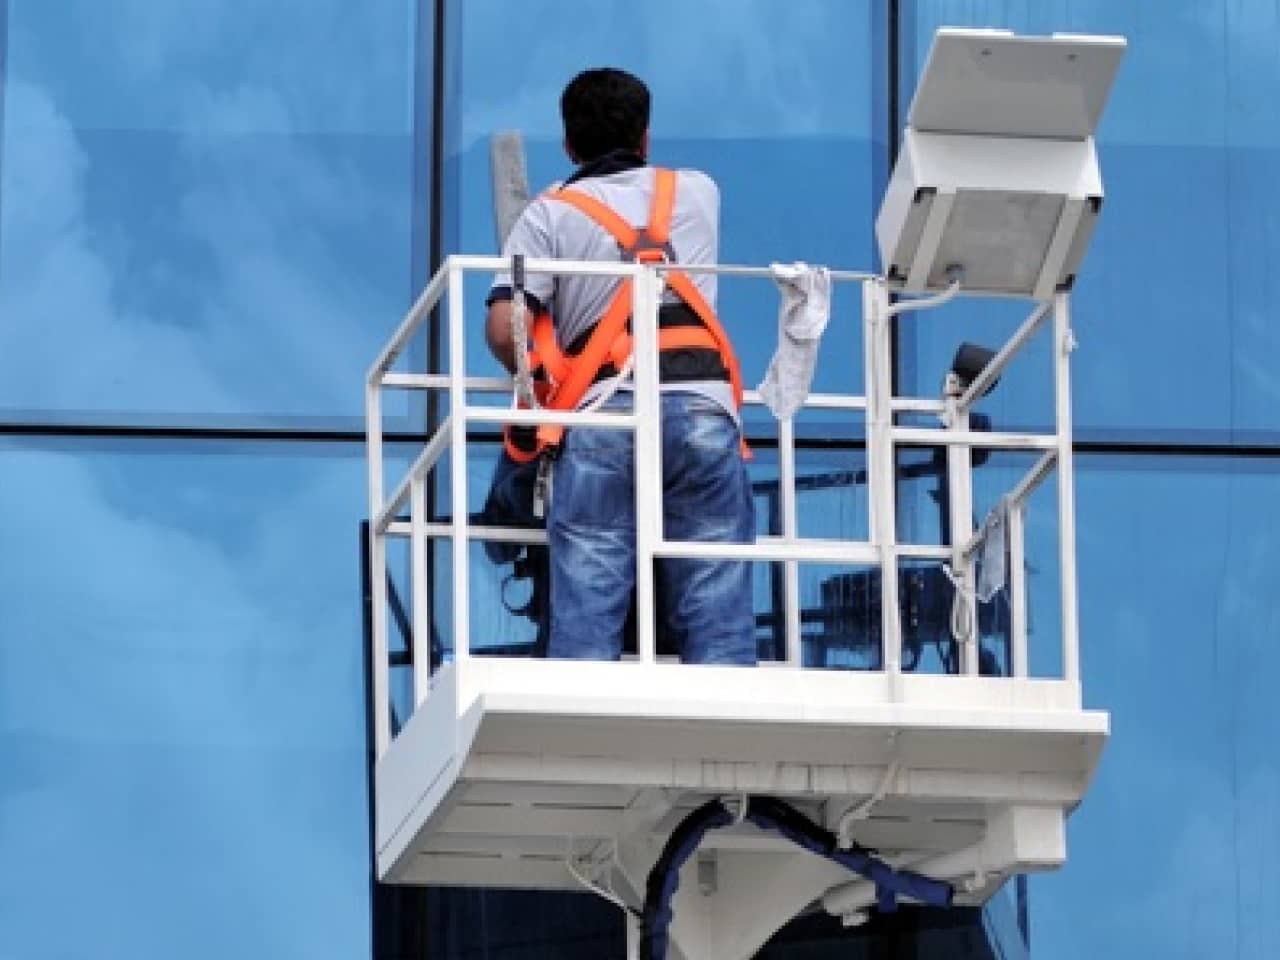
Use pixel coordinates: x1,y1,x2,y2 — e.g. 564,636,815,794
363,27,1125,960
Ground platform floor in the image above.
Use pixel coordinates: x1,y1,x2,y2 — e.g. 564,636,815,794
375,657,1107,895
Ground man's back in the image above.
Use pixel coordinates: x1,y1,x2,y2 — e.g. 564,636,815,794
494,164,732,414
497,166,720,350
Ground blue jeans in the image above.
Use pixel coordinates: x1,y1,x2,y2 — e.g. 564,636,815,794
547,391,756,664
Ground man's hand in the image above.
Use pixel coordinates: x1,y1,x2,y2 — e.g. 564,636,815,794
485,299,517,374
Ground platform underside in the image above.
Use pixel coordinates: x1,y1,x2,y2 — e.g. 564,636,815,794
377,658,1107,901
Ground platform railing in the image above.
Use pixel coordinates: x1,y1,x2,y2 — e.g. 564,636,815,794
365,255,1077,758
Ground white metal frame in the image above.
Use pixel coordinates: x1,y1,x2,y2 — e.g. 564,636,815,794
365,255,1079,758
363,256,1104,960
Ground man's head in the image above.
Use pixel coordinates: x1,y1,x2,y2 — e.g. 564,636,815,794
560,67,650,164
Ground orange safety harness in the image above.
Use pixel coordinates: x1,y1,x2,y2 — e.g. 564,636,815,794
503,167,747,464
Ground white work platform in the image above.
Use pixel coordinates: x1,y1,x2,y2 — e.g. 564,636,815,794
364,251,1114,960
367,253,1109,948
376,658,1107,899
365,92,1129,943
365,26,1127,955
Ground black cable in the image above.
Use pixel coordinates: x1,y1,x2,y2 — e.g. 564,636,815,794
641,796,954,960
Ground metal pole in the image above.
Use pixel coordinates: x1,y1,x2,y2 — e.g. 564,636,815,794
1007,450,1059,511
365,378,390,758
778,417,802,666
632,268,661,664
1009,504,1028,678
1054,293,1081,693
956,300,1052,412
892,426,1057,451
368,264,451,381
944,384,977,675
410,475,430,706
448,260,471,666
626,911,641,960
865,280,903,696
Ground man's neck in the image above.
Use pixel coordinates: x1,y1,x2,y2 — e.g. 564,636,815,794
563,149,646,186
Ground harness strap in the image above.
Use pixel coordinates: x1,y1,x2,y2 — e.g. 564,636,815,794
646,168,677,243
507,167,749,461
545,279,634,411
657,326,718,351
553,189,639,251
663,269,751,459
532,279,634,451
537,168,683,417
530,311,569,386
525,320,719,381
663,270,743,410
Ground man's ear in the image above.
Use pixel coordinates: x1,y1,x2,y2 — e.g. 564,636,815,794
639,130,650,161
563,137,578,163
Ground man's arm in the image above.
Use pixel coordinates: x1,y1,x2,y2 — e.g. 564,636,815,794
485,300,517,374
486,199,555,374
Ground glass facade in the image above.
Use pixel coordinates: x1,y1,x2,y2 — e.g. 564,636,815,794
902,0,1280,442
444,0,880,423
3,1,1278,957
0,438,375,957
1031,454,1280,959
0,0,427,427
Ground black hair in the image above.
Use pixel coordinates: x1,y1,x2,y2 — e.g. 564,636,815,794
560,67,650,162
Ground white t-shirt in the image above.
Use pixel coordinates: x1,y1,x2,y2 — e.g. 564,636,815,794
490,165,734,416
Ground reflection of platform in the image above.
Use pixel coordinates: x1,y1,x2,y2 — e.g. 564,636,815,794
377,657,1106,916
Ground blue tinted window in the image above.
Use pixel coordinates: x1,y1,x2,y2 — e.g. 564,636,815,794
901,0,1280,440
895,445,1280,954
1030,454,1280,957
0,1,425,426
0,437,373,958
444,0,880,406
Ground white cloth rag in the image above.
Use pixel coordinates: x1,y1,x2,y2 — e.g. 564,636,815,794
758,262,832,420
976,497,1010,603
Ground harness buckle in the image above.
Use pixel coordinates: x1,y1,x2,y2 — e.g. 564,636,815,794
620,232,674,264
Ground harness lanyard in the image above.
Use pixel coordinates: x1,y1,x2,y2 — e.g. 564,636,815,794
532,456,552,519
509,254,540,411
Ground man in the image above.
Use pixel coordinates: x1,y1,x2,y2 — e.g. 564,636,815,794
485,67,756,665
